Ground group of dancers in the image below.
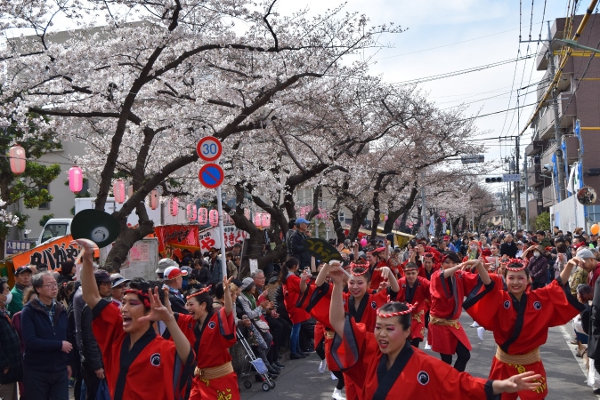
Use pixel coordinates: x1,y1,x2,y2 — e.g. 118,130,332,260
74,236,584,399
297,247,583,399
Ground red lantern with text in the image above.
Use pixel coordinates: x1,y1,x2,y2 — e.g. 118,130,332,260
187,204,197,221
113,179,125,204
9,145,26,175
169,198,179,217
209,210,219,227
198,207,208,225
149,189,159,210
69,166,83,193
262,213,271,228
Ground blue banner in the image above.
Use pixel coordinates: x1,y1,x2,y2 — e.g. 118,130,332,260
552,153,561,202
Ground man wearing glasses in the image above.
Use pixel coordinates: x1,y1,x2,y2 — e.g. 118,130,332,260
20,272,75,399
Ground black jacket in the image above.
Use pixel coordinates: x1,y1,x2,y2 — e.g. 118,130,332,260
190,267,210,286
289,230,311,268
21,299,75,372
168,291,189,315
500,242,518,258
0,309,22,383
80,305,103,370
589,277,600,359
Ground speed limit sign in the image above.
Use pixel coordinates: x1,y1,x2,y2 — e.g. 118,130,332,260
196,137,223,162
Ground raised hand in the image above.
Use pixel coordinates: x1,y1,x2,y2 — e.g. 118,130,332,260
70,238,97,262
139,287,173,323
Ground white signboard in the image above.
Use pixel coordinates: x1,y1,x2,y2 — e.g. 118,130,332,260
199,226,248,252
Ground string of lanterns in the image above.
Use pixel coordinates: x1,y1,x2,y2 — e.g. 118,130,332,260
7,146,264,229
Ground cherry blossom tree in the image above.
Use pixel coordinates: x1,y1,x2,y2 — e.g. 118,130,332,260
1,0,400,269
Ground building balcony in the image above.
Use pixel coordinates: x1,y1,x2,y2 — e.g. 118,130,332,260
527,164,543,187
540,142,557,169
558,92,576,125
542,185,557,208
528,199,540,220
525,140,545,156
564,135,580,164
534,108,556,141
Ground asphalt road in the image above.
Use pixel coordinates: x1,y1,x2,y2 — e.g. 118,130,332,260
240,311,600,400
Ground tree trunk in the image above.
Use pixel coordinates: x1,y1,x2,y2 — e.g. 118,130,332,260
383,209,402,233
330,202,346,243
348,205,368,241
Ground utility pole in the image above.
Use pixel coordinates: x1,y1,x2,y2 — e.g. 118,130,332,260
515,137,521,229
420,171,427,238
547,21,567,202
524,156,530,231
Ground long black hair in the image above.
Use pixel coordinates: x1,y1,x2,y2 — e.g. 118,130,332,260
278,258,299,285
187,287,213,315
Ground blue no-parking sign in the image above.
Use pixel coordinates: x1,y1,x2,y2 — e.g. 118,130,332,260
198,163,224,189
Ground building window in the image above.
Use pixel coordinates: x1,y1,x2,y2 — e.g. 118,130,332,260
38,184,50,210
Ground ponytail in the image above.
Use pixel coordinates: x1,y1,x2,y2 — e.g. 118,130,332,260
279,257,299,285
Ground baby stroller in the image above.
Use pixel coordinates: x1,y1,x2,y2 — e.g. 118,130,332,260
237,327,276,392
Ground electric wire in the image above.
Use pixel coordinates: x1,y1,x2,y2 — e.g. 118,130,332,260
392,54,536,86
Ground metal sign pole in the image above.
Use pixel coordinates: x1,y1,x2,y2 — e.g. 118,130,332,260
216,184,228,279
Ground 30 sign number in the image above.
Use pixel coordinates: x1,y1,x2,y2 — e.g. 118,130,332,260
196,137,222,162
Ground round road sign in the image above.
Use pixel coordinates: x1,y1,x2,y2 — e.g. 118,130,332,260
196,137,222,162
198,163,224,189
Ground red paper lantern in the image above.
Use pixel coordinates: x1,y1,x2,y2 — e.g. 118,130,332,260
253,213,262,227
169,198,179,217
149,189,159,210
113,179,125,204
69,166,83,193
209,210,219,227
127,185,134,198
261,213,271,228
198,207,208,225
187,204,197,221
244,209,250,220
9,145,26,175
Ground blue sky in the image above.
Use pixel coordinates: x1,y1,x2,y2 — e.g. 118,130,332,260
276,0,572,175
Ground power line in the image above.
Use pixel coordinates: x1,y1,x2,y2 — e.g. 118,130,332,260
392,54,536,86
379,27,528,60
458,102,538,122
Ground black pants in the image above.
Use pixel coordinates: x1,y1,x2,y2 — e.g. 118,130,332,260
300,318,315,352
410,338,422,348
266,315,284,363
332,370,345,390
315,337,326,360
24,368,69,400
81,362,101,400
440,341,470,372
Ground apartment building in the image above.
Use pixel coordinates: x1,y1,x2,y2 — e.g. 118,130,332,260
526,13,600,228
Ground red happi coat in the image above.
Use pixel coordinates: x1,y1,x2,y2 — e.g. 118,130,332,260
464,277,584,400
297,281,396,400
92,300,194,400
331,317,494,400
427,269,485,355
175,308,239,400
345,287,396,333
369,260,389,291
283,273,311,324
397,276,431,341
418,264,440,281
